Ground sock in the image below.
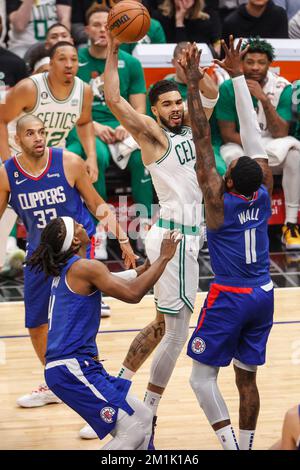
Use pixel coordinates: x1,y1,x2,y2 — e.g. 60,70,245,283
239,429,255,450
118,365,135,380
143,390,162,415
215,425,239,450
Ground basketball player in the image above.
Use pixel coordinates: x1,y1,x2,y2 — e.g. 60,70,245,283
0,114,136,408
0,41,98,280
27,217,181,450
82,28,219,443
181,39,274,450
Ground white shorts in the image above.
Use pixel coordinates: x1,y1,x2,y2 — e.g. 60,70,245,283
145,223,201,315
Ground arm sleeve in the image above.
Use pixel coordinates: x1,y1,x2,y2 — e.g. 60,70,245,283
232,75,268,159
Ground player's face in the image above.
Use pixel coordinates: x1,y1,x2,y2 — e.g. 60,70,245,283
242,53,270,83
51,46,78,84
17,124,46,158
46,26,73,49
74,221,90,245
86,12,108,47
248,0,268,6
152,91,184,134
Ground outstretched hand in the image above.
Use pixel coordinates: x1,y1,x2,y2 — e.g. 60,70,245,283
177,42,205,83
214,35,249,78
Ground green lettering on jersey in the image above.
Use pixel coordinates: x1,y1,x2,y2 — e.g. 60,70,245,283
175,140,196,165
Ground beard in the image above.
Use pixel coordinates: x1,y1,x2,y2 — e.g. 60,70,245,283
159,114,184,134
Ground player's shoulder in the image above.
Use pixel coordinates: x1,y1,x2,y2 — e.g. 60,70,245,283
219,78,234,95
118,48,141,66
77,46,89,62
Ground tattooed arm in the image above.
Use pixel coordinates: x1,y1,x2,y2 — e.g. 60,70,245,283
178,44,224,230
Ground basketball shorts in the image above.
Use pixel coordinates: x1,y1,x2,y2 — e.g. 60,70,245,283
24,238,95,328
45,357,134,439
145,224,201,315
187,281,274,367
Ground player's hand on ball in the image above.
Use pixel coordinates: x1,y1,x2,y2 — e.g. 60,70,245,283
213,35,249,78
160,230,183,260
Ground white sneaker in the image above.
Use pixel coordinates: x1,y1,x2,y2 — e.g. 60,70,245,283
94,226,108,260
101,301,111,318
79,423,98,439
17,384,62,408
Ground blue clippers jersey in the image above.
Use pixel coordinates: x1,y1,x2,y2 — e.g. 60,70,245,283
5,148,95,250
46,255,101,362
207,185,271,287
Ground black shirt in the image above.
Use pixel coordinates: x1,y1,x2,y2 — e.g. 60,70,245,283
0,47,28,89
222,0,289,43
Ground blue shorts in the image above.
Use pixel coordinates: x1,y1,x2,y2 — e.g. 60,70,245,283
24,239,95,328
45,356,134,439
187,282,274,367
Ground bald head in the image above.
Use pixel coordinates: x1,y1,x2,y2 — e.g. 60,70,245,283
16,115,45,136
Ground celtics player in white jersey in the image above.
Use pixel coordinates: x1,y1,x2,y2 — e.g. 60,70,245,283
75,31,219,441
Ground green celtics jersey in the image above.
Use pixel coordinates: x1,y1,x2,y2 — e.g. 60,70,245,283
77,47,146,126
29,72,84,148
120,18,166,55
293,80,300,141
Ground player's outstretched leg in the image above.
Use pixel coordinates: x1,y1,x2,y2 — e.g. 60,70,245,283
190,360,239,450
143,305,192,447
233,360,259,450
119,309,165,379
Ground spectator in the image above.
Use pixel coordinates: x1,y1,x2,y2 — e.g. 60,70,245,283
7,0,72,58
218,0,247,23
146,41,225,175
216,37,300,250
222,0,289,44
289,11,300,39
293,80,300,140
151,0,222,57
120,0,166,55
24,22,73,71
273,0,300,20
270,405,300,450
66,4,153,259
0,0,6,47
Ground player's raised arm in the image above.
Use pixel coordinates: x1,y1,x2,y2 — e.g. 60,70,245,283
103,30,165,148
178,43,224,230
215,36,273,198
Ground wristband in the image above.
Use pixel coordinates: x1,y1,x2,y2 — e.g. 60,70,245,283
199,92,219,109
119,238,129,244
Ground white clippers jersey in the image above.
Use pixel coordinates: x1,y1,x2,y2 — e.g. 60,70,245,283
146,126,203,227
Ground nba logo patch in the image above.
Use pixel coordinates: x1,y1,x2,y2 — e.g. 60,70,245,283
191,337,206,354
100,406,116,424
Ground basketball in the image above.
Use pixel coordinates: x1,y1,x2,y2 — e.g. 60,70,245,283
107,1,151,44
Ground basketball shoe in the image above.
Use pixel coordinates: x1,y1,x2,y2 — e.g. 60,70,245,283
17,384,62,408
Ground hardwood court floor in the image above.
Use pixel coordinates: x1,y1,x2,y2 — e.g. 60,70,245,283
0,289,299,450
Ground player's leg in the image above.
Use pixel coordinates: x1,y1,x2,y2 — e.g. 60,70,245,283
233,360,259,450
233,283,274,450
119,309,165,379
189,360,239,450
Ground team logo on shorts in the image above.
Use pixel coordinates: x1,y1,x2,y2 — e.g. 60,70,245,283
191,337,206,354
100,407,116,424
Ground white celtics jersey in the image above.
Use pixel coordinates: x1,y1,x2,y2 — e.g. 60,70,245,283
30,72,84,147
146,126,203,228
8,0,59,57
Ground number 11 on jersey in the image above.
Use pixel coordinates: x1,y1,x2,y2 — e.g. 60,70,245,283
244,228,257,264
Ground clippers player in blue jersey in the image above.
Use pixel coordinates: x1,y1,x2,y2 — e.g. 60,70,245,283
0,114,136,408
26,216,181,449
180,38,274,450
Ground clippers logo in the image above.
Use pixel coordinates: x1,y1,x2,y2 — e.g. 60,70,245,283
191,337,206,354
109,14,130,31
100,407,116,424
